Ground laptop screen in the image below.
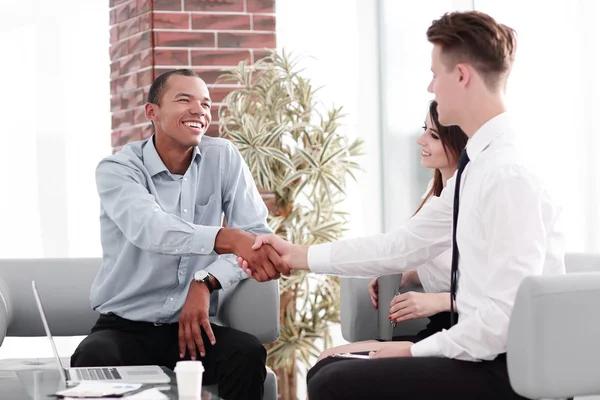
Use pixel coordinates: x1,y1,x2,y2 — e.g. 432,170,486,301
31,280,69,383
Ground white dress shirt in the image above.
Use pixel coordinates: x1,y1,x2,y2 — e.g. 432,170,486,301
416,245,451,293
308,113,565,361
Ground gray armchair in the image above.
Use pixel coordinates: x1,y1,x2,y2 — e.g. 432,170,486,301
340,253,600,399
507,253,600,399
0,257,279,400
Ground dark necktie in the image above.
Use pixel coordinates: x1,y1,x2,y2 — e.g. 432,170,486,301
450,149,470,326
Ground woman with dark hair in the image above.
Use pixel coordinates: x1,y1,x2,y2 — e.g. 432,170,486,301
317,100,468,359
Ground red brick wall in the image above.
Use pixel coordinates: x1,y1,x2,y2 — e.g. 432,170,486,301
109,0,276,152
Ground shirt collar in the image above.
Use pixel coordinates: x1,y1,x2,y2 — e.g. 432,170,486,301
142,135,202,177
466,112,514,162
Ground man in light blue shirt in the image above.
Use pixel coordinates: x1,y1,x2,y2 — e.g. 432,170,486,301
71,69,287,400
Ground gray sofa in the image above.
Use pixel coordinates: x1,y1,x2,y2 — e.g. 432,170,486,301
340,252,600,399
0,257,279,399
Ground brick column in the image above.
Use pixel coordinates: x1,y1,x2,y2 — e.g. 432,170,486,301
109,0,276,152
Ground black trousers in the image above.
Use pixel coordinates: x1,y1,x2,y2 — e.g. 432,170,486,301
307,312,530,400
71,314,266,400
391,311,454,343
307,352,530,400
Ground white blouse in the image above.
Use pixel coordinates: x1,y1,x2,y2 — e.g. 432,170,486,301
415,180,451,293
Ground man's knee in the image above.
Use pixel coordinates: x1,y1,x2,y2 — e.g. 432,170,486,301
229,332,267,366
215,329,267,400
217,330,267,375
70,332,124,367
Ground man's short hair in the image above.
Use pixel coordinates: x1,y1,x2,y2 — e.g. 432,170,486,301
427,11,517,90
147,69,201,106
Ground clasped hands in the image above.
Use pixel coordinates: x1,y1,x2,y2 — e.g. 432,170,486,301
231,233,304,282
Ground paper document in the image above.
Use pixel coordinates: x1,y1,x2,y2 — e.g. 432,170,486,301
55,381,142,397
63,388,168,399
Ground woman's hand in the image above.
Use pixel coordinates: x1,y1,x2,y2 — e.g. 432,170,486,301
369,269,421,310
367,278,379,309
389,292,450,323
399,269,421,289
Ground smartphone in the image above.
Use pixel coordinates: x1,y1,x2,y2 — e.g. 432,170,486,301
331,353,370,359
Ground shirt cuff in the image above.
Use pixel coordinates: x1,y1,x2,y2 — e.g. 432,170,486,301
307,243,333,273
205,255,246,290
192,226,223,255
410,332,443,357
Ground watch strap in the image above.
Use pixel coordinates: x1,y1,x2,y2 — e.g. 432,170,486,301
202,274,215,293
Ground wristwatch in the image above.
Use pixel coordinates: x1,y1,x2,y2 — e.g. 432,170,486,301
193,270,215,293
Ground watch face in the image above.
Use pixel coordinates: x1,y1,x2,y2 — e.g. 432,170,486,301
195,270,209,281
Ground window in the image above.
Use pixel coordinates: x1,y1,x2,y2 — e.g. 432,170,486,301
378,0,472,229
0,0,110,360
0,1,110,258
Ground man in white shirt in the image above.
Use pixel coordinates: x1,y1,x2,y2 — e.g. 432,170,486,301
240,10,565,400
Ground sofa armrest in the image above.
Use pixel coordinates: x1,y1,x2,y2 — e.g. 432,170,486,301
0,274,12,347
213,279,279,344
0,258,99,342
507,272,600,399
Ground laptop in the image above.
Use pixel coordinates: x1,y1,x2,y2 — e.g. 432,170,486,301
32,280,171,385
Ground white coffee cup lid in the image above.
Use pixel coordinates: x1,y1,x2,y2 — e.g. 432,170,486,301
174,360,205,372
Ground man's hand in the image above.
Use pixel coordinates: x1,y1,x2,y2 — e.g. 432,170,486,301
215,228,290,282
389,292,449,323
237,234,310,279
368,341,413,358
178,281,216,360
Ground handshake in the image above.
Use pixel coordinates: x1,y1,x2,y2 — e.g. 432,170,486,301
217,228,309,282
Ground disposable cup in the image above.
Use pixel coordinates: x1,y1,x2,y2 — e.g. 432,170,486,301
174,360,204,398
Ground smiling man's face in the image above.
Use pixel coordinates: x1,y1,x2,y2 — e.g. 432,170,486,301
146,74,212,148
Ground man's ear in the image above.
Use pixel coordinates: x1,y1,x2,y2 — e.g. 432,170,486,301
456,63,471,87
145,102,158,122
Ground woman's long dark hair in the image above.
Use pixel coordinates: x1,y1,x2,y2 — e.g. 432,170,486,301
413,100,468,215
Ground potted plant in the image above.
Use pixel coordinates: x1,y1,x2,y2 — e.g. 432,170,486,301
218,49,364,400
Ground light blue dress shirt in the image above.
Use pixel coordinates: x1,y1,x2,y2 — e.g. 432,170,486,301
91,135,271,323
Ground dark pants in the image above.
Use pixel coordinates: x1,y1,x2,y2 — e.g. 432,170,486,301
71,314,266,400
307,312,530,400
391,311,454,343
307,352,530,400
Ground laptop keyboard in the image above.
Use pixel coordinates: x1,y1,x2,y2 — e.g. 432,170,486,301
76,367,122,380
